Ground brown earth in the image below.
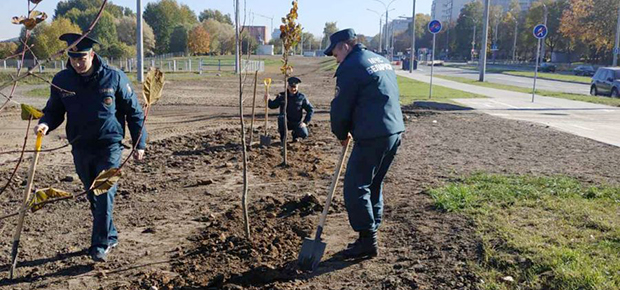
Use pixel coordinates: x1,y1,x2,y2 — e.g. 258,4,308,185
0,56,619,290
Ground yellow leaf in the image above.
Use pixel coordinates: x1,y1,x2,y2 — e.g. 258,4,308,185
29,187,72,212
143,68,165,106
21,104,44,120
90,168,122,196
12,11,47,30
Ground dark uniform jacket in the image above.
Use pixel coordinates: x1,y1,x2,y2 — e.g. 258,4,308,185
330,44,405,141
268,92,314,125
39,54,147,149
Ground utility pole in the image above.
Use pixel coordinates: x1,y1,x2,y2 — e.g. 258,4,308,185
479,0,491,81
409,0,416,73
540,3,548,62
235,0,240,74
512,15,518,62
614,4,620,66
368,9,387,53
136,0,144,83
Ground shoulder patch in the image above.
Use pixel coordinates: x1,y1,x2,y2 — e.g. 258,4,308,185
99,88,115,95
334,86,340,98
126,83,132,94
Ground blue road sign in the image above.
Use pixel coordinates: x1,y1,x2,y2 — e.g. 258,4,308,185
614,47,620,55
428,20,442,34
491,44,498,51
533,24,548,39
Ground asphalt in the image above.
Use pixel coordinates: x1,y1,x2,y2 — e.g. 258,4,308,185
397,69,620,147
414,65,591,95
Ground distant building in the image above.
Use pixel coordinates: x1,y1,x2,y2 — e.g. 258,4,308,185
271,29,281,42
242,26,270,45
431,0,538,22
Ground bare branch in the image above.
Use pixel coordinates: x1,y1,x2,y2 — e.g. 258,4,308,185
27,73,75,96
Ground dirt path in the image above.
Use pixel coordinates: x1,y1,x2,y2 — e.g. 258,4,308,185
1,57,619,290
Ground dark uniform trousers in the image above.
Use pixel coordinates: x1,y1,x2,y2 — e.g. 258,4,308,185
278,117,309,141
344,133,402,232
72,143,122,249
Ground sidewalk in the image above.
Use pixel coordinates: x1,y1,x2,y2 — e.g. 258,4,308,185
397,70,620,147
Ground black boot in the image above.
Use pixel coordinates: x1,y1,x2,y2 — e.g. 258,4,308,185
343,230,378,258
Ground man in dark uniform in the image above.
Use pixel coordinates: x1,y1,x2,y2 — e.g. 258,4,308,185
324,29,405,258
34,33,147,262
268,76,314,142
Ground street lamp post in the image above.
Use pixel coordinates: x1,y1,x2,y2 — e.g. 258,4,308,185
479,0,491,81
462,15,478,64
540,3,548,62
512,15,518,62
368,9,386,53
136,0,144,83
373,0,397,54
409,0,416,73
614,4,620,66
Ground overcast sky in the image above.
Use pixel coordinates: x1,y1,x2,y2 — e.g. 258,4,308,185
1,0,432,41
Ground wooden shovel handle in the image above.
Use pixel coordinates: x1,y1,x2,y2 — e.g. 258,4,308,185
316,138,351,233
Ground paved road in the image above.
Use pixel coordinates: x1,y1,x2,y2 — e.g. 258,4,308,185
397,70,620,147
415,65,591,95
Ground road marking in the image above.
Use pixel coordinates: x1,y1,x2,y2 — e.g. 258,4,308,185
570,124,594,131
489,99,519,109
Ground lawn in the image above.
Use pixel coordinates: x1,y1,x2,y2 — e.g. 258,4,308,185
397,75,484,105
429,173,620,290
434,75,620,107
504,71,591,84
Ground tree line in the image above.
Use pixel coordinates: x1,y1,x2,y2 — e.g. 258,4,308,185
374,0,619,64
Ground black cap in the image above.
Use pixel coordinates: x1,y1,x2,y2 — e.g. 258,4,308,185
59,33,99,57
324,28,356,56
287,76,302,86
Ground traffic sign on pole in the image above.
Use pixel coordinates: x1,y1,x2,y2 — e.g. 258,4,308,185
532,24,547,102
428,20,442,34
533,24,548,39
428,20,441,99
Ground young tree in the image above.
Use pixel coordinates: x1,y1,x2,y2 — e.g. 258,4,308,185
188,25,211,55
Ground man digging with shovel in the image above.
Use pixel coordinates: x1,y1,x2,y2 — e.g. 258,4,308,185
34,33,147,262
325,28,405,259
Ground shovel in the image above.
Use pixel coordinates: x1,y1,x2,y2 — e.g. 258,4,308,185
260,78,272,146
10,131,43,279
298,138,351,271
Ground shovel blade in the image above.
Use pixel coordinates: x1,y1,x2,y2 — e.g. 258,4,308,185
260,135,271,146
297,237,326,271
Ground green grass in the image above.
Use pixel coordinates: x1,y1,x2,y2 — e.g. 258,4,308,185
320,58,338,72
0,72,56,86
25,87,49,97
435,75,620,107
397,75,484,105
429,173,620,290
504,71,591,84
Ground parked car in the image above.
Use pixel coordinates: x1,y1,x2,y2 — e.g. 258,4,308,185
574,65,595,76
427,60,444,66
590,67,620,97
539,62,556,72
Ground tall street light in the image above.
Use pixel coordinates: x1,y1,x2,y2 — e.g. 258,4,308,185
409,0,416,73
136,0,144,83
511,14,518,62
479,0,491,81
462,15,478,64
614,4,620,66
368,9,387,53
374,0,398,54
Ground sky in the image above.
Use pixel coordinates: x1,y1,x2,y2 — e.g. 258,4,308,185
0,0,432,41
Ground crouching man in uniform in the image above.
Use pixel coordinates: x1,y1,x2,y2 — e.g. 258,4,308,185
268,76,314,142
35,33,147,262
324,29,405,258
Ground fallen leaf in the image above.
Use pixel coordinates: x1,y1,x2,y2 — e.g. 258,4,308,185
90,168,122,196
21,104,44,120
143,68,165,106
